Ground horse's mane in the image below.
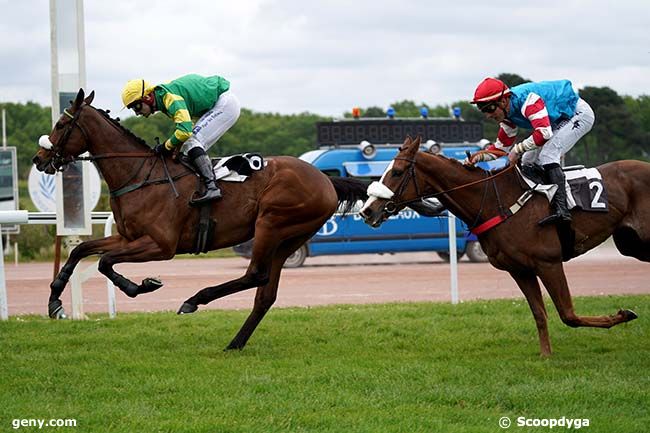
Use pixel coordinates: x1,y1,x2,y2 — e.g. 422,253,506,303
420,151,486,173
425,151,511,177
91,105,151,148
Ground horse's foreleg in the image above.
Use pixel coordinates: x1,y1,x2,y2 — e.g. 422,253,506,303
49,235,128,319
537,263,638,329
97,235,174,298
510,270,552,357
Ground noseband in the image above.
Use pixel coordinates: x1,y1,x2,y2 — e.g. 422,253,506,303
47,106,89,171
384,156,422,213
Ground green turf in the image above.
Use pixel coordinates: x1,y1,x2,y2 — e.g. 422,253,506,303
1,295,647,432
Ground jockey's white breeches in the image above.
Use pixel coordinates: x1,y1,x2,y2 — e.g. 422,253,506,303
521,98,595,166
181,90,241,154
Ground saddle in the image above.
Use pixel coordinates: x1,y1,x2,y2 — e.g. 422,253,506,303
182,153,265,255
520,164,609,261
520,164,608,212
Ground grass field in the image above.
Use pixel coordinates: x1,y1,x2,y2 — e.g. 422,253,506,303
1,295,648,433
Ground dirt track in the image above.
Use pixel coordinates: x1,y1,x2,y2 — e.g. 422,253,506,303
4,240,649,317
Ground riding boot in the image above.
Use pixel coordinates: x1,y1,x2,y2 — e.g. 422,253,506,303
189,150,222,205
538,163,572,226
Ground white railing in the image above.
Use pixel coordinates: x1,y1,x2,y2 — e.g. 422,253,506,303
0,211,462,321
0,211,115,320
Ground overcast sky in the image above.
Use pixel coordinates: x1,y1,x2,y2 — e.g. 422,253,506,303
1,0,648,117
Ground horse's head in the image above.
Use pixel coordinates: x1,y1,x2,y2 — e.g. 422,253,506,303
359,136,423,227
32,88,95,174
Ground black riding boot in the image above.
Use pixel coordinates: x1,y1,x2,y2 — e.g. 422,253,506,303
538,163,572,226
189,149,222,206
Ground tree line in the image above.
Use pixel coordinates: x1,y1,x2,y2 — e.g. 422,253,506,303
2,73,648,180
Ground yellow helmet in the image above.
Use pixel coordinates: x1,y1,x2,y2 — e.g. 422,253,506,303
121,79,154,107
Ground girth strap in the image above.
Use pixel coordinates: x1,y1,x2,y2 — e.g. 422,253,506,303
194,204,216,254
471,189,535,235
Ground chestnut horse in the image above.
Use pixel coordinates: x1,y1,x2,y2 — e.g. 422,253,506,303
360,136,647,356
32,89,368,350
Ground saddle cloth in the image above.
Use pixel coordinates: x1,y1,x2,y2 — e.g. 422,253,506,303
212,153,266,182
519,165,609,212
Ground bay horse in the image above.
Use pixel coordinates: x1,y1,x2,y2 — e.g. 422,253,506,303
360,136,647,356
32,89,368,350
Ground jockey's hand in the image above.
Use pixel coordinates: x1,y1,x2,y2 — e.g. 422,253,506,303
153,143,173,156
508,151,521,165
465,150,500,166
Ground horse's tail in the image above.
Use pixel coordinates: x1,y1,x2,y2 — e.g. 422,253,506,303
329,176,369,216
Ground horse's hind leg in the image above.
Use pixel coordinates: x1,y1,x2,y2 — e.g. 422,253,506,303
97,235,174,298
225,235,311,350
613,226,650,262
48,235,128,319
510,270,552,357
537,262,638,329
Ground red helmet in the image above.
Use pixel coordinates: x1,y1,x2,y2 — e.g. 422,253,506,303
471,78,510,104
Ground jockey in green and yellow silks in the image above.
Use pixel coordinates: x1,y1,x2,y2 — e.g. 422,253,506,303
121,74,241,205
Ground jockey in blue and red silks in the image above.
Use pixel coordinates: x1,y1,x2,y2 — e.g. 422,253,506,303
468,77,595,226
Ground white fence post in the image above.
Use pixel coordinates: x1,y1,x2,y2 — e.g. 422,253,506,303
0,235,7,320
448,212,459,304
0,211,113,319
104,213,116,318
0,211,28,320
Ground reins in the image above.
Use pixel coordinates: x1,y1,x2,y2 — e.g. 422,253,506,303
74,152,155,161
387,155,517,209
49,103,192,198
379,152,534,236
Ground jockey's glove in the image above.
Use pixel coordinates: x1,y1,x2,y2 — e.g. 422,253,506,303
153,143,173,156
466,149,503,165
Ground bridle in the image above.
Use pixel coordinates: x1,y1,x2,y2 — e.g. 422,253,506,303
384,155,422,213
46,106,90,171
381,152,517,215
45,104,155,172
42,103,189,198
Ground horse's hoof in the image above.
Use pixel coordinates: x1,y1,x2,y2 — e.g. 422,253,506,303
48,300,68,320
177,302,198,315
140,277,163,294
224,343,244,351
620,309,638,322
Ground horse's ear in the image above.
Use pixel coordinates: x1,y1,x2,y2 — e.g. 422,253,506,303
413,136,422,147
84,90,95,105
403,135,412,147
73,88,85,108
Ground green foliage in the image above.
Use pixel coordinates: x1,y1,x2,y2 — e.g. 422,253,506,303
217,109,326,157
496,72,531,87
121,112,174,146
0,102,52,178
568,86,647,166
0,296,648,432
362,106,386,117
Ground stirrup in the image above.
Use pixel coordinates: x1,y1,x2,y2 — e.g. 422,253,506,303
538,212,571,226
190,187,222,206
